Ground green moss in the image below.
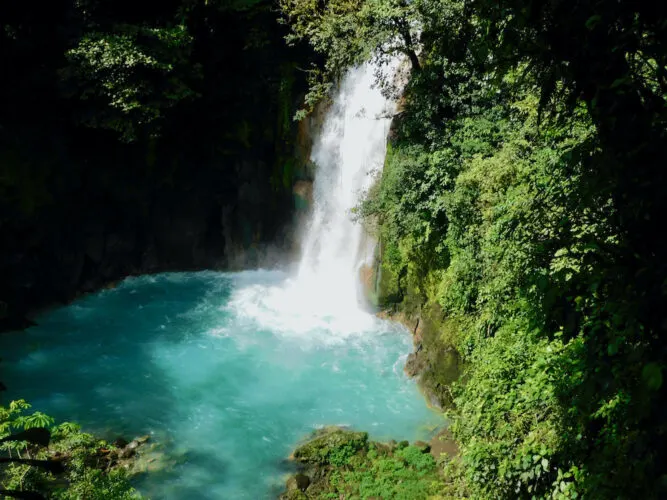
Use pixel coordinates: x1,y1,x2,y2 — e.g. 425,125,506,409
284,433,454,499
281,490,308,500
416,305,463,408
293,427,368,466
375,240,403,307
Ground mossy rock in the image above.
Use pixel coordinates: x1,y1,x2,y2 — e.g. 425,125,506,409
293,427,368,466
286,473,310,492
280,489,308,500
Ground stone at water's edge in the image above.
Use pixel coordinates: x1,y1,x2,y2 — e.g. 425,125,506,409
292,427,368,465
53,434,157,476
378,304,463,411
280,426,458,499
280,427,368,500
287,473,310,492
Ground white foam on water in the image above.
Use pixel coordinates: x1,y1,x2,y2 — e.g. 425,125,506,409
224,60,402,343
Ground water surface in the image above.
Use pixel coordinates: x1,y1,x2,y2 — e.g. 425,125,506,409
1,271,441,498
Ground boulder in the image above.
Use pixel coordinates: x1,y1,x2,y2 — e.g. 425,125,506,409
293,427,368,466
118,445,136,459
117,435,149,459
286,473,310,492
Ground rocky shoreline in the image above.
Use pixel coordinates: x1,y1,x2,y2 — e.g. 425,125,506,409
48,432,172,479
376,306,462,411
279,427,458,499
277,303,463,499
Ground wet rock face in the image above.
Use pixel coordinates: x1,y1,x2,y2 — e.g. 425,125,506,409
404,349,425,378
292,180,313,210
378,304,463,411
0,160,297,331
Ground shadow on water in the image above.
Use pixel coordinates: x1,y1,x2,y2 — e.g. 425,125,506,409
0,272,233,440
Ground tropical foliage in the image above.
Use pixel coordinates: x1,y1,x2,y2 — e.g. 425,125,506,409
282,0,667,498
284,428,449,500
1,400,142,499
62,24,198,141
280,0,420,117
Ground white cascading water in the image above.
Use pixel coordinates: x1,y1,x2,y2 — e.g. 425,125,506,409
226,59,401,340
297,60,400,310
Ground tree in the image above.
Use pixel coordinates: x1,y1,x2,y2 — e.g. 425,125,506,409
279,0,421,115
61,24,199,142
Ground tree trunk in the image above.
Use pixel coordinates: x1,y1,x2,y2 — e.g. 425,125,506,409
395,18,420,71
405,47,421,72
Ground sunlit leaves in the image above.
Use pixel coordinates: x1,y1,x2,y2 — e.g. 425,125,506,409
0,400,142,499
279,0,421,114
62,25,198,141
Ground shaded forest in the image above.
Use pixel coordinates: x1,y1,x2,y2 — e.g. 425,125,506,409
1,0,313,330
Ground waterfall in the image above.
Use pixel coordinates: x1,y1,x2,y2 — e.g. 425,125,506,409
296,61,400,310
226,59,401,339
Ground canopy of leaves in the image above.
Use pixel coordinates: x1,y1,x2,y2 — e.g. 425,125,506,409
279,0,420,116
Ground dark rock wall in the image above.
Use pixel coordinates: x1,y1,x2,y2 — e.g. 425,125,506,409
0,154,297,327
0,3,320,329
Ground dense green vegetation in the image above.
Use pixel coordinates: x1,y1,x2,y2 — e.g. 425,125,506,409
282,0,667,498
1,400,142,499
282,427,449,500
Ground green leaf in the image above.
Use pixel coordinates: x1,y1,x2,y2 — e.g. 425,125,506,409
642,363,663,391
607,341,619,356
